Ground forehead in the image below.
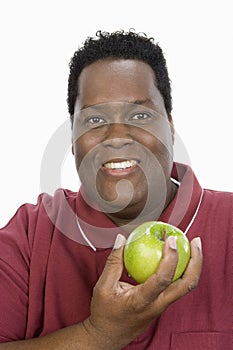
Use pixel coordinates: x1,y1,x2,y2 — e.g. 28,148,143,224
76,59,164,110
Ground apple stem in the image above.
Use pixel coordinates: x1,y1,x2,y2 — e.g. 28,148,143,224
162,228,167,241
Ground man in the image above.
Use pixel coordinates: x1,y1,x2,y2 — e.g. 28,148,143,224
0,30,231,349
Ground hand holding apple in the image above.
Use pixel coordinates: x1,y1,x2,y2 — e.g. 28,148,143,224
124,221,191,283
87,232,201,349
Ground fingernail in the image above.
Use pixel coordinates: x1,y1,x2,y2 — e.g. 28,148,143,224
167,236,177,250
194,237,202,250
113,234,126,249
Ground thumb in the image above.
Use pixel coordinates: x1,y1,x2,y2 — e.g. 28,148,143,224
98,234,126,287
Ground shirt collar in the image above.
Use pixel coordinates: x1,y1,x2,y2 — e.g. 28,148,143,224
158,162,203,232
76,162,203,249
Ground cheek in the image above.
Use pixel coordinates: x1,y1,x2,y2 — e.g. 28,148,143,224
73,133,97,168
138,132,165,156
141,133,173,173
73,140,85,169
144,123,173,151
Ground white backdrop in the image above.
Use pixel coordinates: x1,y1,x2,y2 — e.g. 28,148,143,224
0,0,232,227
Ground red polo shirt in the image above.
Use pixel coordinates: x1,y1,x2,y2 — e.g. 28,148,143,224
0,163,232,349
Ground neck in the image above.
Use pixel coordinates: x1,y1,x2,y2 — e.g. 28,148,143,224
106,180,178,233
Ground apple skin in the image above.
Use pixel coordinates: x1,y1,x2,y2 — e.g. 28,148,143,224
123,221,191,284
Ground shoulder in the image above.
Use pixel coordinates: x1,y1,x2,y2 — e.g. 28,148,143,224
40,188,78,210
0,188,79,244
201,188,233,229
203,187,233,204
3,188,77,223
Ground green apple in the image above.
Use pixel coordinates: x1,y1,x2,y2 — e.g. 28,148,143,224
123,221,190,284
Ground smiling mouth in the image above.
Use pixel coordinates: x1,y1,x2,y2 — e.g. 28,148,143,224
103,159,139,170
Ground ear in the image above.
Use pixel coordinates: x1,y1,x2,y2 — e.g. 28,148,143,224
71,128,74,155
168,114,175,144
71,115,76,155
71,134,75,155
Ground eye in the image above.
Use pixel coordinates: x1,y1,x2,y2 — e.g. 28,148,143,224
86,116,106,125
130,112,152,121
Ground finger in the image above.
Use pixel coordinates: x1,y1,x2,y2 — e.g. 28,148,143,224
180,236,203,291
97,234,126,288
175,236,202,293
156,236,203,307
139,236,179,302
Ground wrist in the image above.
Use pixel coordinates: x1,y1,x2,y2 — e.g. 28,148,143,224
82,318,124,350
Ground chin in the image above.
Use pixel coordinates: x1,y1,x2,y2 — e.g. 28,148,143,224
98,194,136,214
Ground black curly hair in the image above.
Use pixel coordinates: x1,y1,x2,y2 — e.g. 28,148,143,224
67,30,172,124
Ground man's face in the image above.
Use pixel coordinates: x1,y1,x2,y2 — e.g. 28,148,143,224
72,59,174,222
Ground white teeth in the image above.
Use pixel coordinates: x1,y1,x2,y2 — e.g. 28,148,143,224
104,160,137,170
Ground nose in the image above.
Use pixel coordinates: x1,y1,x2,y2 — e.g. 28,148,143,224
102,123,134,148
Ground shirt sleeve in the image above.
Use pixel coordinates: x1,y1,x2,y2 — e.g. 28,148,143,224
0,204,32,342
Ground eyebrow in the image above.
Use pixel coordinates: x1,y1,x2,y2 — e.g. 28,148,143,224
130,99,151,105
80,99,151,110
